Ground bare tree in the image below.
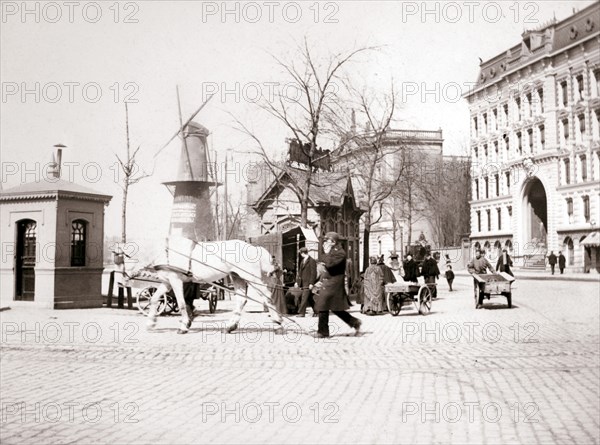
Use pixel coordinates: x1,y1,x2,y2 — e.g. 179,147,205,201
332,83,411,269
233,40,373,228
115,103,150,243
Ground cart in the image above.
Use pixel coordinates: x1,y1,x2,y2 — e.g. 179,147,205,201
132,268,222,316
472,272,515,308
384,282,434,316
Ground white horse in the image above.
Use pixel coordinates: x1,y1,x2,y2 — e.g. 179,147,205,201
145,236,282,334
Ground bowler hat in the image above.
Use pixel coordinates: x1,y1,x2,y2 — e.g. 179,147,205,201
324,231,339,243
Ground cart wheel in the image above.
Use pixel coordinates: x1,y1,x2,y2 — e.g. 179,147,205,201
504,292,512,308
136,286,166,316
164,291,179,314
418,285,432,315
386,293,401,316
209,291,218,313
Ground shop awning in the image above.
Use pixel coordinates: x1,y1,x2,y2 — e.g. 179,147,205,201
581,231,600,247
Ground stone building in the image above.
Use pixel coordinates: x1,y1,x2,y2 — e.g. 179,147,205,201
465,3,600,272
0,150,112,308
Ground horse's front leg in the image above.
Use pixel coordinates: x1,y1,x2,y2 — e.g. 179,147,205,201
255,283,283,334
225,279,247,333
146,282,171,331
171,278,190,334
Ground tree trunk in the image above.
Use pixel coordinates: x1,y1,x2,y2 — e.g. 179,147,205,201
121,185,128,244
362,227,370,273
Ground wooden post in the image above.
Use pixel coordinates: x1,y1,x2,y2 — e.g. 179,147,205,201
107,270,114,307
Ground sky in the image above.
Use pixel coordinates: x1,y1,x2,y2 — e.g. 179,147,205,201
1,0,596,241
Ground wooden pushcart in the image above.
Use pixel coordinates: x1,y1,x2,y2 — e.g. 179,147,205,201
472,272,515,308
384,282,434,316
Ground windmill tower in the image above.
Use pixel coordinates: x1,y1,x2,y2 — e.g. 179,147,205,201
163,121,220,242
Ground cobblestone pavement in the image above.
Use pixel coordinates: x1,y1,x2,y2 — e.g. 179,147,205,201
1,276,599,444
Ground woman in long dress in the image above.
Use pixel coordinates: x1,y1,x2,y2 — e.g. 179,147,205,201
362,256,385,315
267,257,286,314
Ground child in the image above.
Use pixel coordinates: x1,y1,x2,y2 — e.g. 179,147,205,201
445,265,455,291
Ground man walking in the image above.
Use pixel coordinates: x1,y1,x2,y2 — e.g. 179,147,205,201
467,249,495,309
548,251,557,275
558,251,566,274
496,249,514,277
421,252,440,298
403,253,419,283
314,232,361,338
295,247,317,317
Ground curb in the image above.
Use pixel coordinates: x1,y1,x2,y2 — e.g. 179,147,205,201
454,271,600,282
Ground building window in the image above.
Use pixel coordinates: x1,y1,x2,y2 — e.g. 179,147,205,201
473,117,478,137
527,128,533,152
593,69,600,97
503,134,509,158
537,88,544,114
486,209,491,231
474,146,478,158
497,208,502,230
71,220,87,267
593,110,600,140
485,177,489,199
507,206,512,217
583,195,590,222
517,132,522,155
560,80,568,107
561,119,570,144
492,109,498,131
477,211,481,232
578,114,586,141
581,155,587,181
494,141,498,158
495,174,499,197
564,158,571,184
484,144,488,159
475,180,480,200
502,103,509,125
506,171,511,193
482,113,487,134
526,92,532,117
515,97,521,121
539,125,545,150
575,74,584,101
566,198,574,224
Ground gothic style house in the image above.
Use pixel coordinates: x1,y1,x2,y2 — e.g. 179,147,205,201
465,3,600,272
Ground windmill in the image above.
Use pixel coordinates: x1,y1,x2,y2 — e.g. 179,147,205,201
155,88,220,242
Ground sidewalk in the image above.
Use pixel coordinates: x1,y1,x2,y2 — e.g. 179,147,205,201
454,268,600,282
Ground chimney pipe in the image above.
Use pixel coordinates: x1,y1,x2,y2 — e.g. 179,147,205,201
53,144,66,179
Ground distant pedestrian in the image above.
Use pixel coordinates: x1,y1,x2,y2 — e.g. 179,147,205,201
496,249,514,277
548,251,557,275
558,251,566,274
403,253,419,283
363,256,385,315
267,256,286,314
445,265,455,291
313,232,362,338
421,252,440,299
295,247,317,317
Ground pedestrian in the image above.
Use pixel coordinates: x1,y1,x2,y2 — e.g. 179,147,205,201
362,256,385,315
445,265,455,291
313,232,362,338
267,256,286,315
548,251,557,275
295,247,317,317
496,248,514,277
558,251,566,274
467,249,495,309
421,252,440,298
403,253,419,282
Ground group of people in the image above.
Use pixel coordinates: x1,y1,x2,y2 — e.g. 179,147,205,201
547,251,567,275
267,232,361,338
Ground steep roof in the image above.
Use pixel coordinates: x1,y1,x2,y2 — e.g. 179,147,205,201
0,178,112,203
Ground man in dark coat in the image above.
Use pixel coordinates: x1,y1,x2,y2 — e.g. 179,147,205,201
548,251,557,275
403,253,419,282
420,252,440,298
295,247,317,317
314,232,362,338
558,251,566,274
496,249,514,276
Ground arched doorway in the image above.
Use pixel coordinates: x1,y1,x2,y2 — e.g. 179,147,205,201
15,219,37,301
563,236,574,266
522,177,548,247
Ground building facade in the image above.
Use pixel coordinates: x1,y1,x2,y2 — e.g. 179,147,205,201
465,3,600,272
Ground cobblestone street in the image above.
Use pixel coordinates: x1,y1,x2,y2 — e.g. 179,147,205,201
1,276,599,444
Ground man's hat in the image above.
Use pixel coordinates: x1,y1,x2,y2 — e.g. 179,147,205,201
324,232,339,243
299,247,309,254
